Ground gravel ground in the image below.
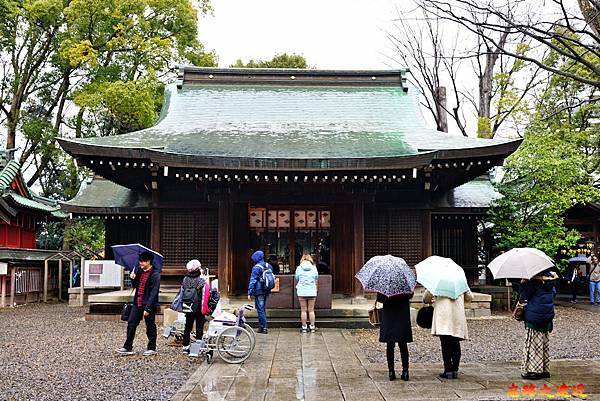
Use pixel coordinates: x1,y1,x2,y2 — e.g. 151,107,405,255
352,306,600,364
0,303,199,401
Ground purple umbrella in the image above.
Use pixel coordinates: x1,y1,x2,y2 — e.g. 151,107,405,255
355,255,416,296
111,243,164,272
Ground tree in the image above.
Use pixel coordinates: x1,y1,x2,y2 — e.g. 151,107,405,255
230,53,308,69
387,10,467,134
417,0,600,89
389,4,541,137
490,53,600,262
0,0,216,195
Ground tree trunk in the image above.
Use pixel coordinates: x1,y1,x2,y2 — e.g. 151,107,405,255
435,86,448,132
578,0,600,36
478,53,494,138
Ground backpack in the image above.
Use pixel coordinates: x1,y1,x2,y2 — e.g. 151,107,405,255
181,277,203,314
260,264,276,292
207,288,220,314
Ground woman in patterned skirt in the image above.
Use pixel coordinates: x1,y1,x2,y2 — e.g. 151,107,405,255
518,269,559,380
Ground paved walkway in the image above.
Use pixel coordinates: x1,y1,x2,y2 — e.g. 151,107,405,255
172,329,599,401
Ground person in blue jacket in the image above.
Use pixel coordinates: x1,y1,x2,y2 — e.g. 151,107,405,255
518,269,558,380
295,253,319,333
247,250,272,334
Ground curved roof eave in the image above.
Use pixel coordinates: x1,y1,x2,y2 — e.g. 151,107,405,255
57,138,439,171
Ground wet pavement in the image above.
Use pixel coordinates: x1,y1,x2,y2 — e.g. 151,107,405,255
172,329,599,401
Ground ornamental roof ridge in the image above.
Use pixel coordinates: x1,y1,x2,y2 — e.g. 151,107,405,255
176,66,410,90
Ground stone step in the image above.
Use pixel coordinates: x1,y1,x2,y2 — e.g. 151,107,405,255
245,317,373,329
87,303,370,318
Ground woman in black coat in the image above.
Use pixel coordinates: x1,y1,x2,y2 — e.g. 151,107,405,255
377,292,414,381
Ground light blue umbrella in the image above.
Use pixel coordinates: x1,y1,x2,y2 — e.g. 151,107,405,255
415,256,469,299
111,243,164,272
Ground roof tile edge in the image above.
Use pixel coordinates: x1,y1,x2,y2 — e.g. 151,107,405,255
176,66,410,90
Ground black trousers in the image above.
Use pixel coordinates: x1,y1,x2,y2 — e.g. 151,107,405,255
439,335,461,372
183,311,206,346
571,282,578,301
386,342,409,372
123,304,157,351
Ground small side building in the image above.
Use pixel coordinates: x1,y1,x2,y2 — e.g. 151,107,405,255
0,152,66,307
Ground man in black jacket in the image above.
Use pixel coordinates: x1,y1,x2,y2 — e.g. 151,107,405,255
117,251,161,356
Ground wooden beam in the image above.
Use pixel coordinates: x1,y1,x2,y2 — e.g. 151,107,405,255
44,260,48,303
352,201,364,297
150,171,162,253
80,257,85,307
422,210,432,258
1,274,6,308
10,266,15,307
218,200,232,297
58,259,63,302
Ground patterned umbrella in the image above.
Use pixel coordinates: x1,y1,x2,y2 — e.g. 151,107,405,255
355,255,416,296
415,256,469,299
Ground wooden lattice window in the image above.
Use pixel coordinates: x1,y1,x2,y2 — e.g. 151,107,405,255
432,215,477,268
364,208,423,266
161,209,219,269
389,210,422,266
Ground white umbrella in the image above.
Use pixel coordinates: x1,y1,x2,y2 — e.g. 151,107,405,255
488,248,554,279
415,256,469,299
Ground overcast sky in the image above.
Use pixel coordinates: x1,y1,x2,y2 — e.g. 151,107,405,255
198,0,404,69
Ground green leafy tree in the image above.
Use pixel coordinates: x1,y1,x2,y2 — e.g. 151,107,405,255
230,53,308,69
62,218,105,254
490,51,599,265
0,0,216,196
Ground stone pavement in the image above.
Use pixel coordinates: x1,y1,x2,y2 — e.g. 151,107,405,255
172,329,600,401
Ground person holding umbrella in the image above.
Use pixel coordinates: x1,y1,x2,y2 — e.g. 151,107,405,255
116,251,161,356
416,256,473,379
518,269,559,379
356,255,416,381
487,247,557,380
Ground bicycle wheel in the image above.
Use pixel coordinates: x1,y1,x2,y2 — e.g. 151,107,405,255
216,326,254,364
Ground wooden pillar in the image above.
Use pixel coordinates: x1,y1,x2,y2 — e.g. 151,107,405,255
1,274,6,308
422,210,432,258
150,169,161,253
120,265,125,291
58,259,63,301
10,265,16,307
352,201,365,297
69,261,73,289
43,260,49,303
218,200,232,297
79,257,85,307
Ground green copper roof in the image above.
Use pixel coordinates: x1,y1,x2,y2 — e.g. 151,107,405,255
58,68,521,170
63,176,150,214
433,177,501,209
0,154,65,219
2,193,67,218
0,160,22,191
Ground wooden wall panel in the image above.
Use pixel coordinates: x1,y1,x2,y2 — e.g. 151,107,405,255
104,219,151,260
432,216,478,268
161,209,218,271
231,204,251,295
364,207,423,266
331,204,353,294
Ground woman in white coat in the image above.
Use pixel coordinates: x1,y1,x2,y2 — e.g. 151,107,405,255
423,289,473,379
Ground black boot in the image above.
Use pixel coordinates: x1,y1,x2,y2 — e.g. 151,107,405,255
389,370,396,381
400,370,409,381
